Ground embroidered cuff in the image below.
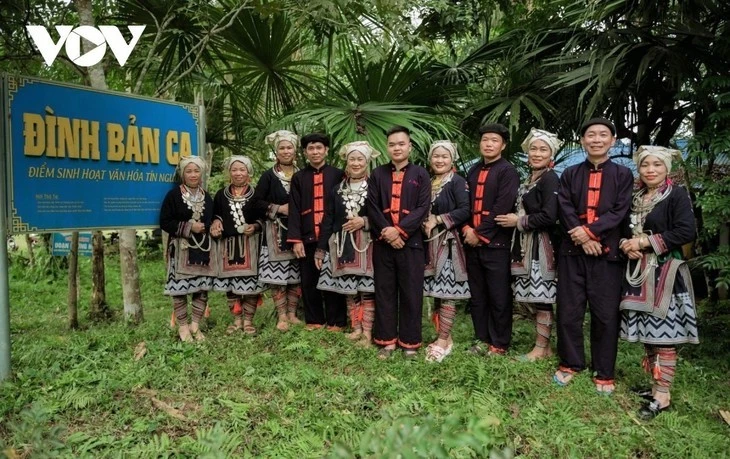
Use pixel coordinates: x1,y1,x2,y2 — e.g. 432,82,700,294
583,225,600,242
286,238,303,244
648,234,668,255
178,221,193,238
516,215,529,232
266,204,279,220
394,225,409,240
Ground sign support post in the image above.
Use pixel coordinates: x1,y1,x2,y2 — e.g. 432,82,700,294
0,76,11,380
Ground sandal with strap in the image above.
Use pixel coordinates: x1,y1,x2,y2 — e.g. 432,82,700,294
377,347,395,360
425,343,453,363
403,349,418,359
553,367,576,387
631,386,654,401
594,378,615,395
226,324,242,335
243,324,257,336
638,399,670,421
467,343,489,356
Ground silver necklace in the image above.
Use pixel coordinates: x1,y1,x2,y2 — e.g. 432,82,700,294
224,185,254,234
338,178,367,219
181,185,205,221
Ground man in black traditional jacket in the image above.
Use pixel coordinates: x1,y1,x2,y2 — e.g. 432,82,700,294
367,126,431,358
463,123,520,356
287,133,346,330
553,118,633,395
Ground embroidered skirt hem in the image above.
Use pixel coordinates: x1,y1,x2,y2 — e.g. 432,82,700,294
317,253,374,295
513,260,556,304
258,245,301,285
423,258,470,300
620,291,699,345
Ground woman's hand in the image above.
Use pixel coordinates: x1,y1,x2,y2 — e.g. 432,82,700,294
210,220,222,237
342,216,365,233
191,221,206,234
422,215,437,236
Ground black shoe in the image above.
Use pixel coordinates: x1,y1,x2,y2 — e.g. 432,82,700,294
631,386,654,401
637,399,670,421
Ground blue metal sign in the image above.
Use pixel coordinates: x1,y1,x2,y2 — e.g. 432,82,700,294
51,232,93,257
2,74,203,234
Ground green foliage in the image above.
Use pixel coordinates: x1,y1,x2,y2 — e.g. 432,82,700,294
694,247,730,292
2,402,66,458
329,412,512,458
1,256,729,457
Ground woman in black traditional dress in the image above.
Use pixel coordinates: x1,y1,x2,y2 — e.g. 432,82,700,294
421,141,471,362
253,130,302,331
160,156,214,342
619,145,698,420
211,155,266,335
496,128,562,361
315,141,379,345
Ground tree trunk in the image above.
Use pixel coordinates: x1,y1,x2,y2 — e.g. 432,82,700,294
120,229,143,323
68,232,79,330
88,231,111,320
24,234,35,267
74,0,112,322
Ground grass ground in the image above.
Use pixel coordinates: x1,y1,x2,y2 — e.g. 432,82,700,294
1,248,729,458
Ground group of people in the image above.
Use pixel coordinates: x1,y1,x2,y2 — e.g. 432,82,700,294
159,118,698,421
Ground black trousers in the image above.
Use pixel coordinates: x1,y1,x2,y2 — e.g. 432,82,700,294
300,243,346,326
466,246,513,349
372,242,425,348
556,255,622,380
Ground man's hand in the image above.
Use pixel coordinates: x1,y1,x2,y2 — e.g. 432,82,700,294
581,240,602,256
569,226,591,245
293,242,305,258
381,226,400,243
278,204,289,216
464,228,481,247
390,236,405,249
495,213,518,228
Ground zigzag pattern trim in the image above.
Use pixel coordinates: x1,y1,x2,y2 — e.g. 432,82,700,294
621,292,699,345
163,256,213,295
424,258,470,300
259,246,301,285
213,276,265,295
514,260,556,303
317,254,374,294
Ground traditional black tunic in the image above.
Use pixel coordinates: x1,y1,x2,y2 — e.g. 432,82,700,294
253,167,300,285
556,158,633,380
211,185,266,295
160,185,214,295
620,185,699,345
367,162,431,348
510,169,560,306
287,163,347,326
423,173,471,300
464,158,520,350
